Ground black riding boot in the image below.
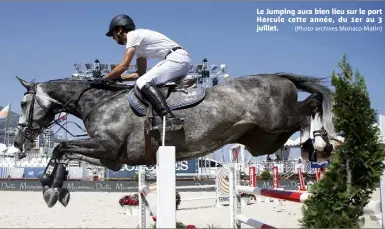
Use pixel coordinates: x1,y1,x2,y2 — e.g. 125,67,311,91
140,83,184,132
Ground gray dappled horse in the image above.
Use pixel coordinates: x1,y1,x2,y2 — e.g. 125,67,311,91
13,73,340,208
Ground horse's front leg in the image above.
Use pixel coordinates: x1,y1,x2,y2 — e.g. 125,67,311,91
40,139,114,208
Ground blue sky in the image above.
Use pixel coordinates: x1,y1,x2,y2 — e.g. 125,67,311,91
0,1,384,160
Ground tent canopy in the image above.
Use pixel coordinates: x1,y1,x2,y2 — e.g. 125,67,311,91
0,143,7,152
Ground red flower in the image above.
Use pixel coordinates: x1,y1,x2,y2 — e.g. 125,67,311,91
119,194,140,206
187,225,196,229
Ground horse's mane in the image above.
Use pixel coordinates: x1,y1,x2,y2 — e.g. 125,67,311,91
40,78,132,92
44,78,87,83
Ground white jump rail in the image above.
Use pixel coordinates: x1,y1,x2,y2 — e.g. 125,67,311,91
137,168,220,228
155,117,176,228
229,163,308,228
176,185,216,189
176,173,217,177
137,117,220,228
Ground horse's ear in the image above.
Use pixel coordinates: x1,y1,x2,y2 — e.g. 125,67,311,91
15,76,33,90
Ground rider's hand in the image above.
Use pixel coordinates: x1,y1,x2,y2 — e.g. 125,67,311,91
121,72,139,81
100,73,121,83
101,73,108,80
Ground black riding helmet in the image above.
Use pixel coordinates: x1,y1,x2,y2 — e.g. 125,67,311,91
106,14,136,37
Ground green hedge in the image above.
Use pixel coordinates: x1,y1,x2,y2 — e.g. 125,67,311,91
300,55,385,228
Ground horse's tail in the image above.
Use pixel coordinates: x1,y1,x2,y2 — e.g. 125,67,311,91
274,73,335,136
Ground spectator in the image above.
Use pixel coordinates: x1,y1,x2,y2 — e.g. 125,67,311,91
93,172,99,181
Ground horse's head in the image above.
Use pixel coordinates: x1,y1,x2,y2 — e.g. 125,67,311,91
13,77,59,152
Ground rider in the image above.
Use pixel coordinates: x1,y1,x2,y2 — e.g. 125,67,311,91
103,14,191,132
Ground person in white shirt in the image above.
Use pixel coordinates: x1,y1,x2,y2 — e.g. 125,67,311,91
103,14,191,132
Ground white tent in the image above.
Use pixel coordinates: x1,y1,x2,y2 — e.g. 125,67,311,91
0,143,7,153
4,146,20,156
284,137,301,147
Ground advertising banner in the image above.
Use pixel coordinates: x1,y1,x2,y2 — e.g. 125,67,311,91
0,180,217,192
23,167,45,179
107,159,198,178
310,160,330,168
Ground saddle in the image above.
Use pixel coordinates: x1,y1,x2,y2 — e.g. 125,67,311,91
128,76,206,116
126,74,207,165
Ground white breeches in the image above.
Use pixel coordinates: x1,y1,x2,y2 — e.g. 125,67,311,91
136,49,191,89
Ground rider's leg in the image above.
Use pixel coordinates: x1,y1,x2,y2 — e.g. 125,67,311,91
140,82,184,131
136,57,190,131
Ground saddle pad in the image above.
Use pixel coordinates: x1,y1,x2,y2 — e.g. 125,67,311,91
128,87,206,116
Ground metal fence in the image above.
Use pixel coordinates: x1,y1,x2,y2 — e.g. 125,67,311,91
254,160,318,175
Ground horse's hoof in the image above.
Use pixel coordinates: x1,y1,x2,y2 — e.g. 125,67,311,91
42,185,50,194
58,188,70,207
43,187,59,208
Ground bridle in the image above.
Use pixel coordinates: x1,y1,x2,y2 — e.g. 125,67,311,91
17,84,91,142
17,81,128,143
17,84,52,142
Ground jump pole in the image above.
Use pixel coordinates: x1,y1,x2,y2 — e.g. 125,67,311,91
316,168,326,181
230,164,383,228
230,163,313,228
139,117,176,228
236,186,310,203
156,117,176,228
138,165,146,228
272,166,279,189
297,168,307,191
249,166,256,187
229,163,277,228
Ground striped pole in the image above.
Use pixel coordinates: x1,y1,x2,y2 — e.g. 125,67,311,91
297,168,307,191
272,166,279,188
316,168,326,181
249,166,256,187
236,215,275,228
175,185,216,189
236,186,310,203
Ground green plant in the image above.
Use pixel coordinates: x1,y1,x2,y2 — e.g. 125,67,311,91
300,54,385,228
260,170,271,180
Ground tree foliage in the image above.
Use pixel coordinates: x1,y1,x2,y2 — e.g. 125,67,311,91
299,54,385,228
